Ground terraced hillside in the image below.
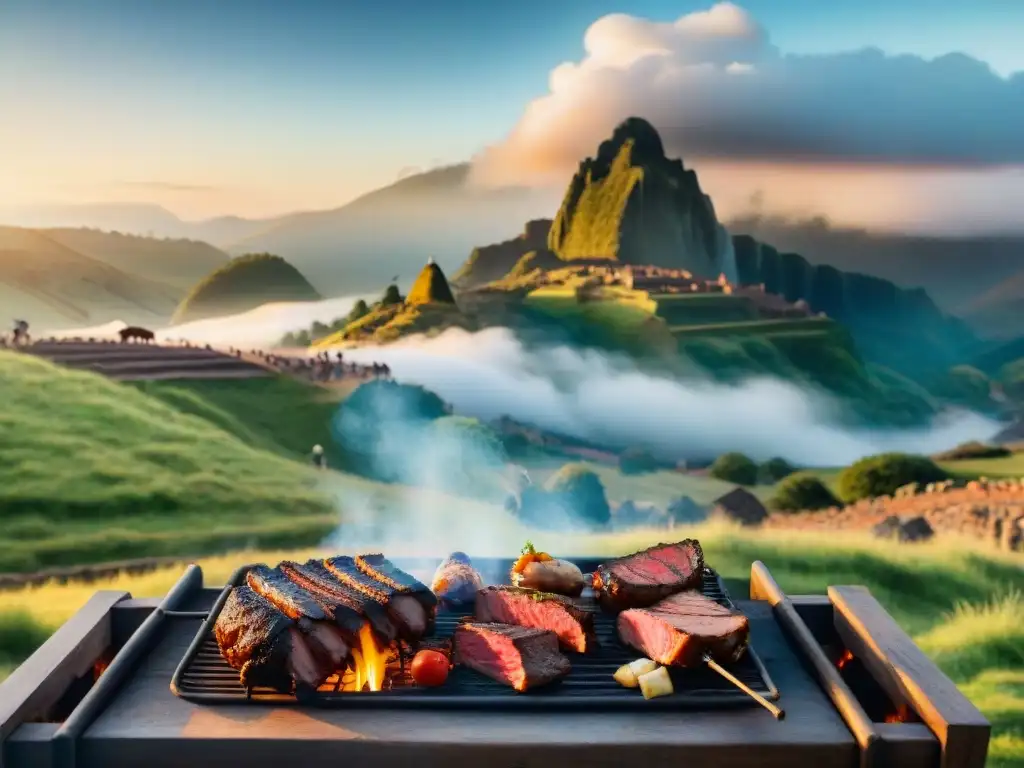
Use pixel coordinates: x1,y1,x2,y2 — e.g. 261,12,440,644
23,341,272,381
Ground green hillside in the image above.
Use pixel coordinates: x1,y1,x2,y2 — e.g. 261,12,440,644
44,228,229,290
407,259,457,305
0,351,335,573
172,252,322,324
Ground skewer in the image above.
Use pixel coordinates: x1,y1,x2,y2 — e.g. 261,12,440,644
703,655,785,720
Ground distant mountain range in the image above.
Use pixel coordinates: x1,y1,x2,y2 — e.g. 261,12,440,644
4,164,1023,335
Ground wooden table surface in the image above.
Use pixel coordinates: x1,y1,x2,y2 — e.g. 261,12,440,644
78,599,858,768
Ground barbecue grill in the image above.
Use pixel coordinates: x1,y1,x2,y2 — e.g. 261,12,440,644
0,558,991,768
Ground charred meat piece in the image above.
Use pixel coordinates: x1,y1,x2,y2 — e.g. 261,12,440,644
431,552,484,608
214,585,324,693
474,585,595,653
617,591,750,667
454,622,571,692
246,565,350,672
592,539,705,611
280,560,398,644
323,555,433,639
356,553,438,612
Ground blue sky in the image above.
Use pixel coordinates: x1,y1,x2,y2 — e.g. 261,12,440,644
2,0,1022,219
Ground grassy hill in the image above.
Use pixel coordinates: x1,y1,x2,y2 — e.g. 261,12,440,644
44,228,229,290
1,526,1021,765
0,226,178,328
172,252,322,325
0,351,337,573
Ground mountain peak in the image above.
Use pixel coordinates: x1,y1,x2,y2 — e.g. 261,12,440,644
407,259,456,305
596,117,667,167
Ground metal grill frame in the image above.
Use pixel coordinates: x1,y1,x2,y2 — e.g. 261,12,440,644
170,558,781,711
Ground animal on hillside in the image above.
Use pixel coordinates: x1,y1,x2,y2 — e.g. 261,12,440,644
119,326,156,344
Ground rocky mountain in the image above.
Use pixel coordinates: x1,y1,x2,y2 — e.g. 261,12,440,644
549,117,731,278
454,117,980,381
453,219,559,287
171,253,322,325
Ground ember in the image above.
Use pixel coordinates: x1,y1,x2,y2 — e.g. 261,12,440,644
884,703,913,724
836,649,854,670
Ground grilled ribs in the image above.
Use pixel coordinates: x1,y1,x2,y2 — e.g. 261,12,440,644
592,539,705,611
454,622,571,692
617,591,750,667
281,560,398,643
214,585,325,693
246,565,351,672
323,555,435,639
474,585,595,653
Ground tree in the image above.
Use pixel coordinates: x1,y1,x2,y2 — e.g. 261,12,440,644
619,447,659,475
836,453,948,503
543,463,611,528
347,299,370,324
759,457,796,483
769,473,839,513
381,284,403,305
709,452,759,486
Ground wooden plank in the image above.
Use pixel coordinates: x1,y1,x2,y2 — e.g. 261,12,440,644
875,723,940,768
0,591,129,768
750,562,880,768
829,586,990,768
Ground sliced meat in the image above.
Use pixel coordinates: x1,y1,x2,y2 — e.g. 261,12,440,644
214,585,322,692
280,560,397,643
356,553,438,613
617,591,750,667
592,539,705,611
454,622,571,692
474,585,595,653
323,555,431,640
246,565,350,672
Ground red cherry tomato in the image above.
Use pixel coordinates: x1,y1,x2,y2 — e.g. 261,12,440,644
411,650,449,687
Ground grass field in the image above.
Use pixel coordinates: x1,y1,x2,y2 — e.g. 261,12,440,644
0,524,1021,765
0,351,339,573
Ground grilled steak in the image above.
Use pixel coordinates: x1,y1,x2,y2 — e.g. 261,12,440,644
474,585,595,653
454,622,571,692
246,565,351,671
214,585,325,692
323,555,434,639
617,591,750,667
280,560,398,643
592,539,705,611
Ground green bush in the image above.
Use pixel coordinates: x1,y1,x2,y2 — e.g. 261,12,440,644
769,473,840,512
619,447,659,475
759,457,796,483
543,463,611,528
837,453,949,502
933,441,1011,461
709,452,759,486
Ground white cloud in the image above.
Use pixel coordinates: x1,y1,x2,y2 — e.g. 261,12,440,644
471,2,1024,188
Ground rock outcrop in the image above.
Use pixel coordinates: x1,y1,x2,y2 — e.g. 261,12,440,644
454,219,558,287
407,258,457,306
548,118,728,278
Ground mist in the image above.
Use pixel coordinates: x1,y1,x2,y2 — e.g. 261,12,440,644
323,327,1000,468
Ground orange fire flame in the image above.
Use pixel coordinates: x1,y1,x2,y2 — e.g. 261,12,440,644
837,649,854,670
341,624,388,692
885,704,912,723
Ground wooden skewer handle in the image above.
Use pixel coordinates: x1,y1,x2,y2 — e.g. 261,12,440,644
704,656,785,720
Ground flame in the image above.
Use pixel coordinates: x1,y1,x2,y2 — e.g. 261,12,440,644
837,649,854,670
342,624,388,692
93,658,109,681
885,704,912,723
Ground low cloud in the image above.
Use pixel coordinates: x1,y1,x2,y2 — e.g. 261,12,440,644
471,2,1024,187
114,181,221,193
330,327,999,468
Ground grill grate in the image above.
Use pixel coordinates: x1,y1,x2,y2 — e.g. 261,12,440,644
172,564,780,710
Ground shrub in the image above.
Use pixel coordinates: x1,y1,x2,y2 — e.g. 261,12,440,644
837,453,949,503
543,464,611,528
933,441,1011,461
759,457,796,483
619,447,659,475
769,473,839,513
709,452,759,486
347,299,370,324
